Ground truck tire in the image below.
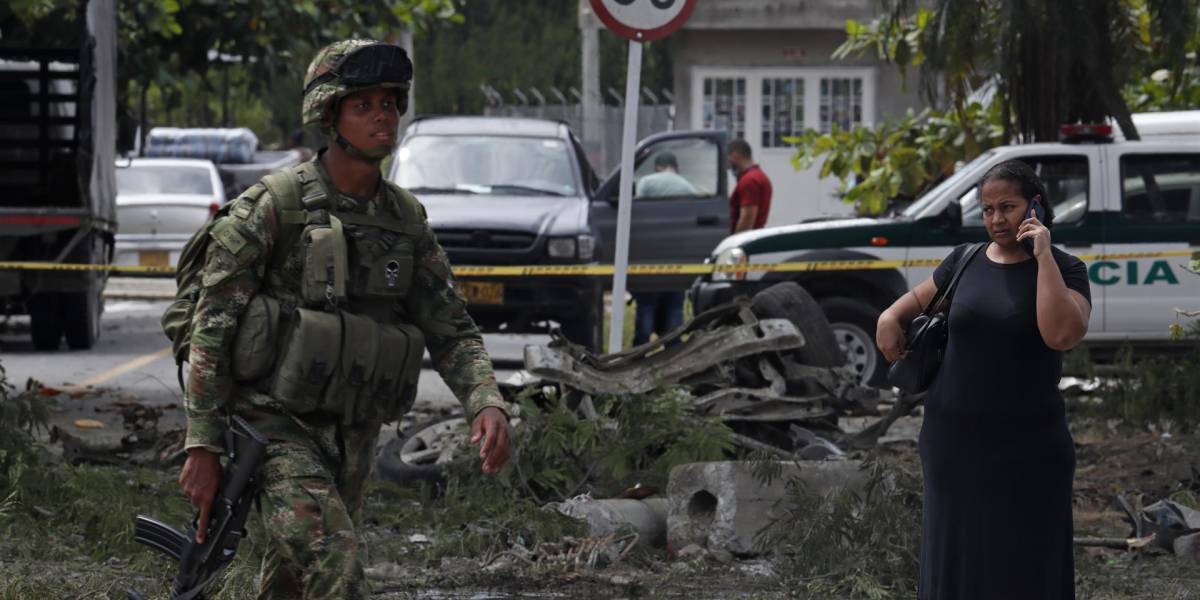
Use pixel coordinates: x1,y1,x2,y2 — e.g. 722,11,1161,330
62,290,102,350
560,293,604,353
750,282,843,367
375,416,469,491
29,293,63,351
820,297,887,387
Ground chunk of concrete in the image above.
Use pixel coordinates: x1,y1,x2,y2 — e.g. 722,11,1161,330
551,496,669,547
1174,532,1200,564
666,460,867,555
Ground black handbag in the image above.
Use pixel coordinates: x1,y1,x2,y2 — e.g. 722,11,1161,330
886,242,986,393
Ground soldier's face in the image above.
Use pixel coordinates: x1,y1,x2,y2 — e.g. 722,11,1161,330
335,88,400,149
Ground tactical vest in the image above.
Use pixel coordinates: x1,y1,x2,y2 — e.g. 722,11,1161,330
229,161,426,425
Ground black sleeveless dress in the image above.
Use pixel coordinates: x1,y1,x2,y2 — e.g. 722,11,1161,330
918,243,1090,600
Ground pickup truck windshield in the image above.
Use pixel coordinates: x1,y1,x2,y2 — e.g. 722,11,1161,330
901,150,996,219
117,165,213,195
395,135,577,197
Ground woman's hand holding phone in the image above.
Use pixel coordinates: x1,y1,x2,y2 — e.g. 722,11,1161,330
1017,196,1051,258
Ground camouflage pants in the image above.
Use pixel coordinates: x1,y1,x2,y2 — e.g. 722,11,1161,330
254,420,382,600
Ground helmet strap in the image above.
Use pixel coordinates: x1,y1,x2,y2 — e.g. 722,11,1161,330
333,131,390,164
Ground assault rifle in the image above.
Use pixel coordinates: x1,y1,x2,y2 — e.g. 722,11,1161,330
128,416,268,600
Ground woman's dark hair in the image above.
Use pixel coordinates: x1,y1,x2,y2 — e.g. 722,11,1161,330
977,159,1056,229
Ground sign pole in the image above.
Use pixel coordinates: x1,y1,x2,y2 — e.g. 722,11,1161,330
607,39,642,353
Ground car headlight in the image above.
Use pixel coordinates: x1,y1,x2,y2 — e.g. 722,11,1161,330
711,247,747,281
547,235,595,260
577,235,595,261
547,237,577,258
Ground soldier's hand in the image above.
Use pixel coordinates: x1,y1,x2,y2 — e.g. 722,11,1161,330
470,407,511,475
179,448,222,543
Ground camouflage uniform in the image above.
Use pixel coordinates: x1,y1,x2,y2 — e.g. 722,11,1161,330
182,40,506,599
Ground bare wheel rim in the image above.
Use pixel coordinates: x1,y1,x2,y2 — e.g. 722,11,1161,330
400,418,468,466
832,322,877,383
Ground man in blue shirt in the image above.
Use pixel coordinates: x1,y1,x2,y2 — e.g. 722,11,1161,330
631,151,696,346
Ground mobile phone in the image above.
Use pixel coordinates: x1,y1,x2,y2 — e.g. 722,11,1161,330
1020,195,1044,256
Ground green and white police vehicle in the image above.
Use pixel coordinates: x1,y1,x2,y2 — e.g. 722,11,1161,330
690,121,1200,385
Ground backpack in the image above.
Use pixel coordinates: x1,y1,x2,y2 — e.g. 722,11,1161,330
161,168,306,391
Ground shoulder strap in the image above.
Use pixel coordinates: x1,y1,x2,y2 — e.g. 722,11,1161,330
380,181,430,236
927,242,986,314
259,163,327,271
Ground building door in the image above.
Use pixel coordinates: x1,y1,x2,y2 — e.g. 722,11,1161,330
692,67,876,226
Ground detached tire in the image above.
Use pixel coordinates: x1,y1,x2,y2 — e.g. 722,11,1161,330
375,416,469,490
820,297,887,387
751,282,842,368
28,293,63,351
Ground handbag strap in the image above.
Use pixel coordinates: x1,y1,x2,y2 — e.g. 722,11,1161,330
925,242,987,315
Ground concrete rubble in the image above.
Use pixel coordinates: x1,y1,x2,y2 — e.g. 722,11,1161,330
666,460,868,556
549,494,669,547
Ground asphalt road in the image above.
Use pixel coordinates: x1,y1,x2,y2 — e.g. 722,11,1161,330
0,296,541,440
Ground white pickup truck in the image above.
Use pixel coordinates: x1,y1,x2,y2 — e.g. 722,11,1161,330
691,117,1200,385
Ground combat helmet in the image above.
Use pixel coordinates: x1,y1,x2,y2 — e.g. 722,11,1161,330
302,39,413,162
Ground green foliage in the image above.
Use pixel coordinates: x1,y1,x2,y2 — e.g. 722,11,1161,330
4,0,461,144
362,476,585,566
503,386,733,502
872,0,1198,142
833,9,934,86
414,0,674,115
362,384,733,568
790,102,1005,215
756,456,923,599
1091,346,1200,432
1126,65,1200,112
0,364,49,509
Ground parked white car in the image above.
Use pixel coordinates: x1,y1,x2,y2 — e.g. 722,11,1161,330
113,158,225,269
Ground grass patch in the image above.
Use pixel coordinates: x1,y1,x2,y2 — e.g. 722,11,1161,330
1067,346,1200,432
756,455,923,600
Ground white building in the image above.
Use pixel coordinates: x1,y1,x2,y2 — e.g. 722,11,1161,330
672,0,927,225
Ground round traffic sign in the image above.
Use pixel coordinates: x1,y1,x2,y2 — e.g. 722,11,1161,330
589,0,698,43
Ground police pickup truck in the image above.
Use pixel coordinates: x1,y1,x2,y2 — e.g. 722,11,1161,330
691,122,1200,385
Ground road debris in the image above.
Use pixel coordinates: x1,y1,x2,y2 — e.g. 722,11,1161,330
548,494,668,547
523,293,898,458
666,460,868,556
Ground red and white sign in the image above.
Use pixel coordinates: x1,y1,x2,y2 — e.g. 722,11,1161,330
589,0,698,42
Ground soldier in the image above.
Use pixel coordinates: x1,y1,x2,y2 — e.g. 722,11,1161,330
176,39,512,598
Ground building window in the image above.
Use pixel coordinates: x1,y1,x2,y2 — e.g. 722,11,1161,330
819,77,863,133
761,78,804,148
702,77,745,141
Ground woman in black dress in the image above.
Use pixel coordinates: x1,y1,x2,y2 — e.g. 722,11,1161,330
876,160,1092,600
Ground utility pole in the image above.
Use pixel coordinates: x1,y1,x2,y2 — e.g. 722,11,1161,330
578,0,604,171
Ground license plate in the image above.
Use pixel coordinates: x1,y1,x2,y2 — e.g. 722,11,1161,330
139,250,169,267
459,281,503,305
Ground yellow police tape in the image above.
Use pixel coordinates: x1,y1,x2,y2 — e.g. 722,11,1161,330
0,249,1193,278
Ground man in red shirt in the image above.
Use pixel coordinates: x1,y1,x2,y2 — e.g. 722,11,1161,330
728,139,772,232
